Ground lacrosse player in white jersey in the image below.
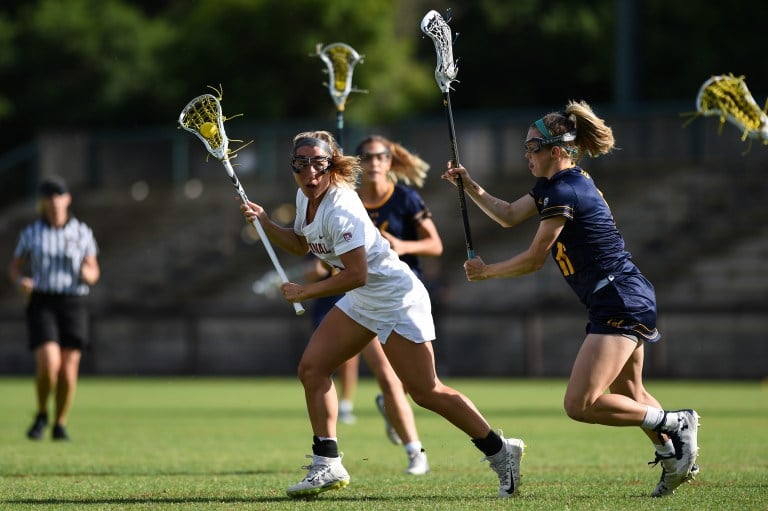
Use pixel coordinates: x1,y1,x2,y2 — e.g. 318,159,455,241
241,130,524,500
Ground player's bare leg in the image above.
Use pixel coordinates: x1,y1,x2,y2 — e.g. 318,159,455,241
362,340,428,473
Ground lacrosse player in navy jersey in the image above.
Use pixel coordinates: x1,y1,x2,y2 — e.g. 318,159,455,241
355,134,443,473
443,100,700,498
8,176,100,441
241,130,524,499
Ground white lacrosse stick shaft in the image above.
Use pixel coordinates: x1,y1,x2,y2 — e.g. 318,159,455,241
222,158,305,316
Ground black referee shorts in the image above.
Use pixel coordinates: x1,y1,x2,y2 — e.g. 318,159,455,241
26,292,90,351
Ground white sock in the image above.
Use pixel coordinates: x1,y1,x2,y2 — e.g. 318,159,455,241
641,405,666,430
339,399,354,414
405,441,422,455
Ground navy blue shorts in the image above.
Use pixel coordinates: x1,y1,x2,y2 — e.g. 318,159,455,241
585,274,661,342
311,294,343,328
26,292,90,351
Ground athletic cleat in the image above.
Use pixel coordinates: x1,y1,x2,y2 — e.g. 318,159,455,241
338,400,357,425
650,409,700,497
286,454,350,499
338,410,357,425
649,454,700,497
483,437,525,498
26,412,47,440
405,449,430,475
375,394,402,445
688,462,700,488
52,424,70,441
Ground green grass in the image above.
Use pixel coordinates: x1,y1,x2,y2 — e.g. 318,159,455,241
0,377,766,510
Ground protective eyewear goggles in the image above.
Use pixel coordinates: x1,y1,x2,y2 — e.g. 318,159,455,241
360,150,391,162
291,156,332,173
523,132,576,154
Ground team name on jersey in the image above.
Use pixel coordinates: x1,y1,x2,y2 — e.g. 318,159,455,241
309,242,331,255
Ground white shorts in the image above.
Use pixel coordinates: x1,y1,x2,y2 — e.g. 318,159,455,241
335,291,435,344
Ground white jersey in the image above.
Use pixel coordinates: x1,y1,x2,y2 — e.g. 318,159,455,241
294,185,427,313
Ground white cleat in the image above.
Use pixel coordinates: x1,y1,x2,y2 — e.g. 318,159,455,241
286,454,350,499
338,410,357,425
405,449,430,475
483,437,525,498
650,409,700,497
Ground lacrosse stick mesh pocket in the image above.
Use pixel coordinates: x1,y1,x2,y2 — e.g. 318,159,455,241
179,94,228,157
696,74,768,142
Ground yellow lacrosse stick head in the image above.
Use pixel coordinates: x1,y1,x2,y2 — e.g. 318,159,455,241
178,93,229,159
317,42,365,112
695,73,768,144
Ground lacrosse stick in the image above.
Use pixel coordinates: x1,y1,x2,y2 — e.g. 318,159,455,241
421,9,475,259
178,87,305,315
687,73,768,149
252,264,309,300
316,42,367,150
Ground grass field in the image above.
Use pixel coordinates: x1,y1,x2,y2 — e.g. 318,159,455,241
0,377,766,510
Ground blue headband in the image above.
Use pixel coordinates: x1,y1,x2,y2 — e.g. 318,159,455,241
534,117,576,147
534,118,552,139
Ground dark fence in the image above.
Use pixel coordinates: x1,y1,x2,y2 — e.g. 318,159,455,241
1,304,764,379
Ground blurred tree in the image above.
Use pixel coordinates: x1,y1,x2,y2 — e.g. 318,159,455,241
0,11,16,120
433,1,615,112
643,0,767,102
0,0,175,149
161,0,435,125
0,0,765,153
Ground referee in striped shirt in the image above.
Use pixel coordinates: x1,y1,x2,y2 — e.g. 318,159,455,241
8,175,100,441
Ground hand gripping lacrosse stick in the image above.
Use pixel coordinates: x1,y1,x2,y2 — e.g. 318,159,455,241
421,9,475,259
686,73,768,150
316,42,367,150
178,88,305,315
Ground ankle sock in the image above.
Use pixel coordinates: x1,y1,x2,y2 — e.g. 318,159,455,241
472,430,503,457
642,406,666,430
339,399,354,414
405,441,423,455
312,435,339,458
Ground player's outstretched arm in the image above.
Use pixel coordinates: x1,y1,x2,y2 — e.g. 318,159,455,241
442,165,537,228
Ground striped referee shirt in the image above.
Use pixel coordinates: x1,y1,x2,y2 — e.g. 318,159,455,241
13,217,98,296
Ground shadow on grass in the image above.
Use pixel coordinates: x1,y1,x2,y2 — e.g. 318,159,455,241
2,494,504,505
3,497,287,505
2,469,272,478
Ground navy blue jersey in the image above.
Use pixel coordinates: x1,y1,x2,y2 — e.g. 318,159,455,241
364,183,432,277
531,167,639,305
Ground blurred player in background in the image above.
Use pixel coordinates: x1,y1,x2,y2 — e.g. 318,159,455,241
303,260,349,414
241,130,525,499
443,100,699,497
8,175,100,441
312,134,444,474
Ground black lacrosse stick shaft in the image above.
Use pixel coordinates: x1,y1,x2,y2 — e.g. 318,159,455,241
443,91,475,259
336,110,344,151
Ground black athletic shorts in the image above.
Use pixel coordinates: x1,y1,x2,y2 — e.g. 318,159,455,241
26,292,90,351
